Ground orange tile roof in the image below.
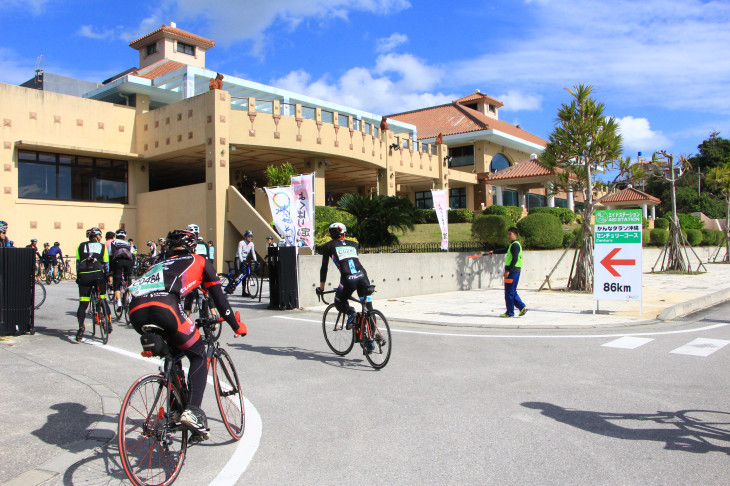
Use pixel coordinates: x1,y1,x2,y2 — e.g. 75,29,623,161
134,59,187,80
129,24,215,49
388,103,546,147
486,159,556,181
454,91,504,108
598,187,661,204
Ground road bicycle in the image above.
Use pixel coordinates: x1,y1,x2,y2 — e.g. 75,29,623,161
114,276,133,325
189,289,222,341
118,315,245,486
58,257,75,280
316,285,392,369
44,262,61,284
35,259,44,280
34,280,46,309
80,282,111,344
218,260,259,299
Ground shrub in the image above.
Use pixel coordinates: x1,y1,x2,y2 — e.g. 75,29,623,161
677,213,704,230
420,209,438,223
654,217,669,229
449,208,474,223
563,227,581,248
701,229,715,245
686,229,702,246
529,207,577,224
472,215,512,247
314,206,356,237
642,217,649,229
642,229,651,245
264,162,298,186
516,213,563,249
649,228,668,246
483,205,522,223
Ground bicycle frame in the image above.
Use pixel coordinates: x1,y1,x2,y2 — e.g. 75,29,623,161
317,288,381,344
223,261,252,291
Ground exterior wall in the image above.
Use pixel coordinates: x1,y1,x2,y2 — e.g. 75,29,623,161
136,183,207,251
134,93,208,155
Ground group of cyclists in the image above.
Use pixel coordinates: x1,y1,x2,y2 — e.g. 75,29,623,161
1,220,66,283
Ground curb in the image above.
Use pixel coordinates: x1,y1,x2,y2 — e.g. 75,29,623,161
657,287,730,321
0,347,120,486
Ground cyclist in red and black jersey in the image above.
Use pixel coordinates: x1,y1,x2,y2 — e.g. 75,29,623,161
128,228,247,440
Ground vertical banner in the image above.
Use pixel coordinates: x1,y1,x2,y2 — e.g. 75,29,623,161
265,186,298,246
290,173,315,249
431,189,449,250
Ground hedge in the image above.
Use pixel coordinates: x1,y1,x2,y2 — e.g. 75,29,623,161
483,205,523,223
642,217,649,229
471,214,512,247
642,229,651,245
678,213,704,230
516,213,563,249
314,206,356,236
563,227,581,248
529,207,577,224
649,228,668,245
686,229,702,246
418,208,474,224
654,217,669,229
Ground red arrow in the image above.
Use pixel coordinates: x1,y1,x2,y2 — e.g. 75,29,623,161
600,248,635,277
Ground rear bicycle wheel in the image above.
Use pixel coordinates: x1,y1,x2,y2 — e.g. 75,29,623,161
322,304,354,356
114,289,124,320
97,297,109,345
34,281,46,309
213,349,245,439
364,310,392,369
118,374,188,486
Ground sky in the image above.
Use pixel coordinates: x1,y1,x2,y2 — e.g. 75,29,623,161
1,0,729,160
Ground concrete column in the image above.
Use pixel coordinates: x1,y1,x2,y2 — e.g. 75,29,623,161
496,185,504,205
651,205,656,220
546,182,555,207
519,191,526,210
567,190,574,211
435,143,449,191
642,203,648,219
205,89,231,272
135,94,150,115
314,162,326,206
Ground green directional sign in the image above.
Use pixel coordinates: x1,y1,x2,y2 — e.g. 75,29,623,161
594,209,642,244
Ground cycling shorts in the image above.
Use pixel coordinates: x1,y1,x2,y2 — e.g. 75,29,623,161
129,293,202,351
111,259,133,291
77,270,108,302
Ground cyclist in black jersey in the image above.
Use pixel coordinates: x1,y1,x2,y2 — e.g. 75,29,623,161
76,227,112,341
319,223,373,330
109,229,135,313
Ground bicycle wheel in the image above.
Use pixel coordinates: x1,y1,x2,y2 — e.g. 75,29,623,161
246,274,259,299
213,349,245,440
322,304,354,356
363,310,391,369
96,297,109,345
217,273,234,295
34,281,46,309
118,374,188,486
200,298,222,341
114,290,124,320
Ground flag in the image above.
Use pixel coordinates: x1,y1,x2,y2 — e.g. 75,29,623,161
431,189,449,250
290,173,315,249
265,186,298,246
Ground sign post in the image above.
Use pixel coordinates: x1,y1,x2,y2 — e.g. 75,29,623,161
593,209,643,315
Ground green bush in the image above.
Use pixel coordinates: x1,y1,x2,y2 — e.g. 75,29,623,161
472,215,512,247
677,213,704,230
529,207,577,224
701,229,715,245
516,213,563,249
654,217,669,229
642,217,649,229
420,209,438,223
483,205,523,223
642,229,651,245
449,208,474,223
686,229,702,246
314,206,356,237
649,228,668,246
563,227,581,248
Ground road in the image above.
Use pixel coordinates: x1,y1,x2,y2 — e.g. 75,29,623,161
1,281,728,485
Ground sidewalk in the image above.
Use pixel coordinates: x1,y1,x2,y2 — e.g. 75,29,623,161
304,263,730,328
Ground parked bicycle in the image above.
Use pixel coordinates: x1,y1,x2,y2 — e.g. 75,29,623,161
219,260,259,299
58,256,75,280
316,286,392,369
118,315,244,486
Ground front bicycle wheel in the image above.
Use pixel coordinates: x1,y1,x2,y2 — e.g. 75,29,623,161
200,299,222,341
213,349,245,439
364,310,392,369
34,281,46,309
97,298,109,345
118,374,188,486
246,274,259,299
322,304,354,356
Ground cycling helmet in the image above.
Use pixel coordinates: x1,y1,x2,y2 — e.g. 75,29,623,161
166,229,197,252
244,230,253,237
54,242,60,246
208,240,213,245
146,240,153,246
328,222,346,238
266,236,273,240
158,237,165,242
86,227,102,239
115,228,127,239
43,242,50,247
186,224,200,235
31,238,37,243
0,221,7,232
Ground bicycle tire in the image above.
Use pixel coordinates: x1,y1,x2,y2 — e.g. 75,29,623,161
118,374,188,486
322,304,354,356
96,296,109,345
114,293,124,320
34,281,46,309
213,349,245,440
363,310,391,369
246,274,259,299
200,298,222,341
217,273,234,295
124,289,132,325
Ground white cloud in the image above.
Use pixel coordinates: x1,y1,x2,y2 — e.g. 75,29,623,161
0,48,34,85
0,0,51,15
616,116,672,154
77,25,116,41
376,33,408,53
497,90,542,111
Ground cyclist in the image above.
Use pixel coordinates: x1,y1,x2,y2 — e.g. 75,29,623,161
48,242,64,283
128,228,247,440
208,240,215,260
26,238,41,258
104,231,115,256
158,237,168,258
75,227,112,342
235,230,256,274
41,242,52,275
0,221,13,247
318,223,374,351
110,229,135,313
147,240,157,259
128,238,138,256
183,223,210,316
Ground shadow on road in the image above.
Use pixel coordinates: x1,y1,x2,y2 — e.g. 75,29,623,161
32,403,102,448
522,402,730,455
228,342,376,371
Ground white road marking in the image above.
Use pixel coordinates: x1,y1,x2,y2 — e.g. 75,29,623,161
601,336,654,349
85,341,261,486
273,315,728,339
669,338,730,357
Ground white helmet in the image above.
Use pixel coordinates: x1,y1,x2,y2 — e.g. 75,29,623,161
328,222,346,238
186,224,200,235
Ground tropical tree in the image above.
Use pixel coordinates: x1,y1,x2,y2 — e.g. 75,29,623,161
264,162,298,187
337,193,424,246
706,164,730,262
541,84,644,291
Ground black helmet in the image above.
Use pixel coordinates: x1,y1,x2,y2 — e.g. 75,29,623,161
328,222,346,238
115,228,127,239
53,241,60,246
166,229,197,252
30,238,37,243
0,221,7,232
86,227,101,239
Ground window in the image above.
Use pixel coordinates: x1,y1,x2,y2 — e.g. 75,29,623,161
146,43,157,55
177,42,194,55
18,150,128,203
526,193,546,210
488,104,496,113
449,187,467,209
415,191,433,209
555,198,568,208
503,189,518,207
490,153,510,172
463,103,478,111
448,145,474,167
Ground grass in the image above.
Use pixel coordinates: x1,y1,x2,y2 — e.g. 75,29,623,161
393,223,474,244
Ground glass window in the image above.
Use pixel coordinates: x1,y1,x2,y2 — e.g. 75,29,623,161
449,187,467,209
415,191,433,209
503,189,518,207
490,153,511,172
527,193,546,210
448,146,474,167
555,198,568,208
177,42,194,55
146,43,157,55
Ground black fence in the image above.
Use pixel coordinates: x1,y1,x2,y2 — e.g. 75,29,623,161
0,247,35,336
360,241,486,254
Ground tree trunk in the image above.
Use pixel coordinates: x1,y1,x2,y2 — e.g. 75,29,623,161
568,205,594,292
725,195,730,263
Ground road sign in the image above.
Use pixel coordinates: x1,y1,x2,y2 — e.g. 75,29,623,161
593,209,642,304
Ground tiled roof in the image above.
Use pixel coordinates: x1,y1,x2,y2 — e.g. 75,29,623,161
135,59,187,80
129,24,215,49
388,103,546,146
598,187,661,204
454,91,504,108
486,159,556,181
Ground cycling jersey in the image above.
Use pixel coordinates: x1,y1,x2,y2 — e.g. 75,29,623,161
76,241,109,273
193,239,210,259
236,240,256,262
48,245,63,263
149,243,157,257
319,238,364,282
110,239,134,261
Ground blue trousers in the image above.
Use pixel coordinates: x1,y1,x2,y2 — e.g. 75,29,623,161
504,271,525,316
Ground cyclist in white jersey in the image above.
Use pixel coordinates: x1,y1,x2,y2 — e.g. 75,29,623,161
235,230,256,275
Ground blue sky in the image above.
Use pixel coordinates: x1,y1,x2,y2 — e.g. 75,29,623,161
1,0,729,159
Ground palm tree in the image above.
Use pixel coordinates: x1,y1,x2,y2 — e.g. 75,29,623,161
706,164,730,262
337,193,423,246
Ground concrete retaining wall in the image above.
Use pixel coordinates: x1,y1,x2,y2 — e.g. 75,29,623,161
296,246,716,307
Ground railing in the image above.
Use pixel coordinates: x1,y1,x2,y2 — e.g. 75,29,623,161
359,241,486,254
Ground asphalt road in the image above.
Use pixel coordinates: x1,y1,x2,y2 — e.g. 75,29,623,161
1,281,729,485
